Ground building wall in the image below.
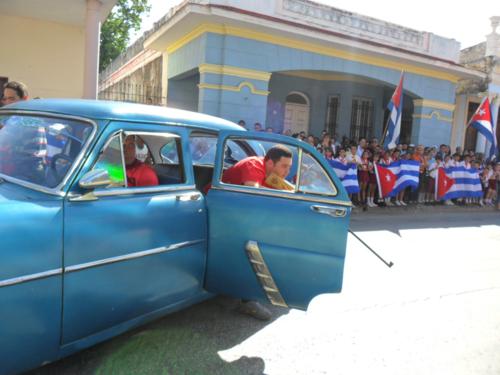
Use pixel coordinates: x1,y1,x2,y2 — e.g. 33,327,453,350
0,14,84,99
266,74,386,137
167,30,457,145
167,74,199,111
99,56,163,104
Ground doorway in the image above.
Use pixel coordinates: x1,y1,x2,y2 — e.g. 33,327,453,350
284,92,310,135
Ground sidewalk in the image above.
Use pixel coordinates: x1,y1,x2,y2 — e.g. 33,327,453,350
351,202,499,215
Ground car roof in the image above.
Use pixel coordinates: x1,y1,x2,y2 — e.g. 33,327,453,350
0,99,243,132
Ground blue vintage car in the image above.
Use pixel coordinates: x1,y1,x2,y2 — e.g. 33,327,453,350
0,99,351,374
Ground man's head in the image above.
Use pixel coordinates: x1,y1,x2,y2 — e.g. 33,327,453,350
264,145,293,179
254,122,262,132
124,135,137,165
2,81,29,105
358,138,367,148
266,127,273,133
238,120,246,128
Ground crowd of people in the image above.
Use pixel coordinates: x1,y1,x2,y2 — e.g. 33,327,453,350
239,120,500,210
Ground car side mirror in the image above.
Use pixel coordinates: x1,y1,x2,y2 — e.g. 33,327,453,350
79,169,111,190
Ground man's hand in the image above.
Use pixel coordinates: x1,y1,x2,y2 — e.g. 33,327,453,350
265,173,294,191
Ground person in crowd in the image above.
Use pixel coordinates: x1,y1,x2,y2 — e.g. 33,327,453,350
319,133,333,155
306,135,315,147
367,152,379,207
495,163,500,210
411,145,426,204
265,127,274,133
324,146,335,161
358,150,371,207
427,154,441,204
379,151,393,206
254,122,263,132
298,131,306,141
357,138,367,157
282,129,292,136
237,120,246,128
124,135,158,187
2,81,29,106
483,162,497,206
335,148,347,164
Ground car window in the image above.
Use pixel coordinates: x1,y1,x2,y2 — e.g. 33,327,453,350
93,134,126,187
91,132,185,189
0,114,93,188
189,135,264,167
219,138,299,191
298,152,337,196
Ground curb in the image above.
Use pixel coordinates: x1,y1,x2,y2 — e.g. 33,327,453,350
351,203,499,215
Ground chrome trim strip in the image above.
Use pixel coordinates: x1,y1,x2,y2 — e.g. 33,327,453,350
211,185,352,207
91,184,198,198
65,239,205,273
245,241,288,308
0,268,63,288
0,111,98,195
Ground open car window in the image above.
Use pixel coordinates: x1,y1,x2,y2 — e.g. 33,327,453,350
0,114,93,189
216,135,338,196
90,131,185,189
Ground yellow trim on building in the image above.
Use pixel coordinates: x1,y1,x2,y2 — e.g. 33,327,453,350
198,64,272,81
167,23,460,83
413,111,453,123
413,99,455,112
281,71,377,85
198,81,270,96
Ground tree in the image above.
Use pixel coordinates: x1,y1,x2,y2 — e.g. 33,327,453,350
99,0,150,71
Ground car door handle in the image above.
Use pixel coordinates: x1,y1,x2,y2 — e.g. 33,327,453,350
176,193,201,201
311,205,347,218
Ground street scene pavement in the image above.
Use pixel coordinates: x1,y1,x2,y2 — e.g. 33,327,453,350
29,207,500,375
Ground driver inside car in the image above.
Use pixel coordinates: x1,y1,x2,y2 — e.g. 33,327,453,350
124,135,159,187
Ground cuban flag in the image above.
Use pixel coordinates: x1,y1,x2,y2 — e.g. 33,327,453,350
374,159,419,198
437,166,483,200
435,167,454,200
490,97,499,160
469,97,496,158
327,160,360,194
383,72,404,150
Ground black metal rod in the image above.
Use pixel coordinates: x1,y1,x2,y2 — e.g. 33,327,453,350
349,229,394,268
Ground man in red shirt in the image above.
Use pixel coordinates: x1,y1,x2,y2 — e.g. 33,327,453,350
124,135,159,187
222,144,293,189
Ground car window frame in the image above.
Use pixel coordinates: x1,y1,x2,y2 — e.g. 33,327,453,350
87,129,195,197
211,131,350,206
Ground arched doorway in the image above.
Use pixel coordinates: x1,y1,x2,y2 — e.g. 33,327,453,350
284,92,310,135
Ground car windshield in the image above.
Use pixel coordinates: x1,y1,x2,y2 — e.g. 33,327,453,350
0,114,93,189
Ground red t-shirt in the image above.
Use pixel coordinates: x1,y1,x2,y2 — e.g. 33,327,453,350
126,160,159,187
222,156,267,187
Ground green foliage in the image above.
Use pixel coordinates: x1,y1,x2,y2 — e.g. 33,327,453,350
99,0,150,71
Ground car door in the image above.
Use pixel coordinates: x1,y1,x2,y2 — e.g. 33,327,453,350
61,122,207,345
204,131,351,310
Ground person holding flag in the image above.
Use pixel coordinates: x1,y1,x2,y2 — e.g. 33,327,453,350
382,72,404,150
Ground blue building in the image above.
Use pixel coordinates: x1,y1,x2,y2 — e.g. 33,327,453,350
102,0,486,146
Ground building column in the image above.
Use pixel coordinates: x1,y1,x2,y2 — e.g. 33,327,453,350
197,64,272,127
83,0,102,99
411,99,455,146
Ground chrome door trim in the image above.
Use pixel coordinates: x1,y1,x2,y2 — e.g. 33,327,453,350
245,241,288,308
0,268,63,288
65,239,205,273
69,184,198,200
211,185,352,207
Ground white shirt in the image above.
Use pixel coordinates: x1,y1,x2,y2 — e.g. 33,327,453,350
135,144,149,163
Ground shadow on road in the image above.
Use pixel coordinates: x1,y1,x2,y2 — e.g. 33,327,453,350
27,297,287,375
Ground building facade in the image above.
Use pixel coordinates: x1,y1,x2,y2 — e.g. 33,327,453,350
0,0,117,100
100,0,486,147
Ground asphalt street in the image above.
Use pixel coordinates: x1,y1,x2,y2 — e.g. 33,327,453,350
28,207,500,375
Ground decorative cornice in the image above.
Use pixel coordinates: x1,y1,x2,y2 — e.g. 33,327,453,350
166,23,460,83
198,81,270,96
281,71,377,85
413,99,455,112
198,64,272,81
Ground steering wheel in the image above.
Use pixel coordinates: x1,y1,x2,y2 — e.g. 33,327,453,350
50,153,73,178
